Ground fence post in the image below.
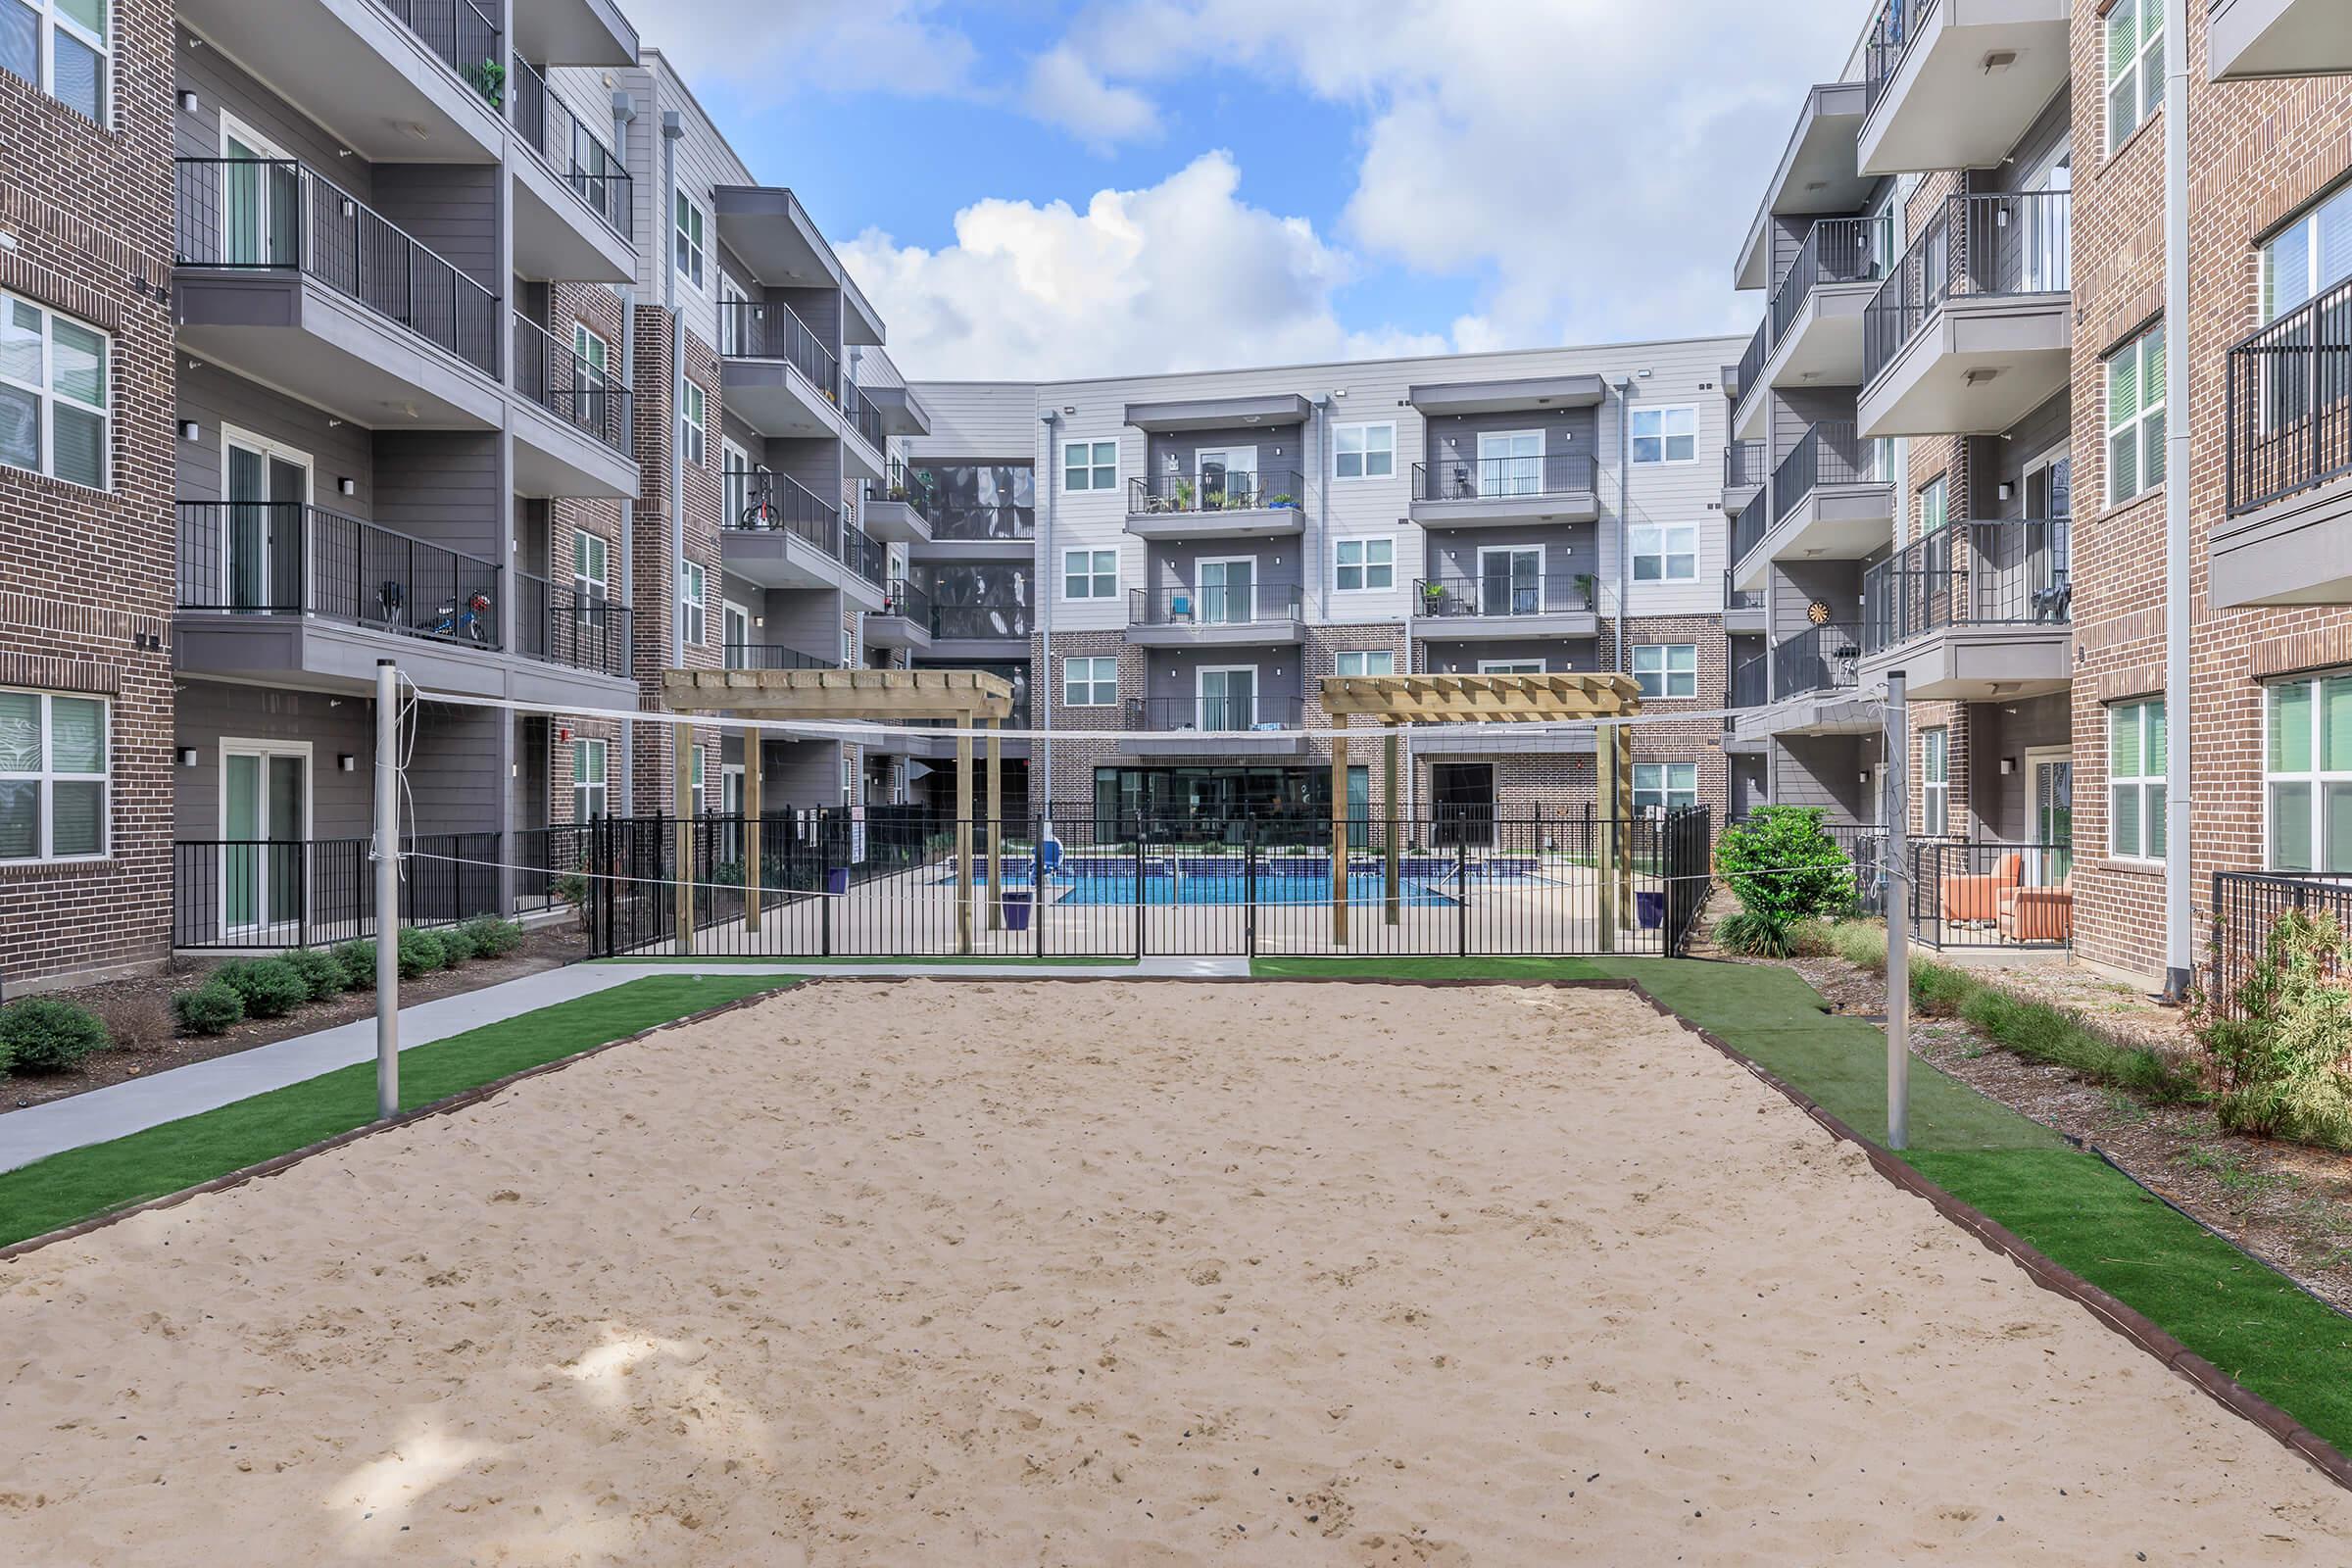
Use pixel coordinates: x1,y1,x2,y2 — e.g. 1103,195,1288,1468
820,824,833,958
1457,836,1469,957
1034,822,1046,959
1135,826,1147,960
1886,668,1912,1152
1246,831,1258,956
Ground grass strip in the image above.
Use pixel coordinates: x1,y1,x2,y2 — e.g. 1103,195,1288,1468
0,972,798,1250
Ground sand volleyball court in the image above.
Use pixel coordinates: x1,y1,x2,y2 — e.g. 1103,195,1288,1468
2,979,2348,1564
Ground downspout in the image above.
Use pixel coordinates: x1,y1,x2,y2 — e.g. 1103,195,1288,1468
1038,409,1058,820
1615,378,1633,674
613,89,638,801
661,110,687,815
2162,0,2192,1000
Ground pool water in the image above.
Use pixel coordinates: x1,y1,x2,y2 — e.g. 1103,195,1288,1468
1054,870,1458,907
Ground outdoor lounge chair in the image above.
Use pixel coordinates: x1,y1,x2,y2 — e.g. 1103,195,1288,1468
1999,875,2073,944
1940,852,2023,925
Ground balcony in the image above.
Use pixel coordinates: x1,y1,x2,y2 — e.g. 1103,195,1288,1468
859,466,933,547
510,0,638,69
1859,519,2072,699
719,467,887,607
175,0,505,163
1734,81,1876,295
1742,622,1881,739
1128,581,1306,648
710,186,886,348
514,573,632,680
1409,573,1599,641
1125,469,1307,542
1724,570,1767,636
839,379,888,478
1409,453,1599,526
511,314,634,499
926,587,1031,655
1731,319,1767,408
1857,0,2073,177
1121,696,1308,760
864,578,933,651
1735,217,1887,441
1859,191,2071,439
2214,281,2352,607
1730,646,1769,710
173,159,504,428
2211,0,2352,79
717,300,851,444
511,57,634,285
1724,441,1768,514
1731,421,1894,590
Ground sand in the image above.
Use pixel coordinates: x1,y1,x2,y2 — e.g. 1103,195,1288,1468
2,979,2348,1565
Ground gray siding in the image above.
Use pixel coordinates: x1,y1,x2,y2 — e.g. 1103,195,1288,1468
372,164,502,291
374,432,500,558
176,364,376,513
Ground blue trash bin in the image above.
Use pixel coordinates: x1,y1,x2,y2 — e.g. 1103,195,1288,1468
1635,890,1665,929
825,866,850,897
1003,889,1034,931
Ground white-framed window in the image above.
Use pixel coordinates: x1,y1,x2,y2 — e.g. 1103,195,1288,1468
691,744,708,815
2105,322,2165,505
1632,643,1696,700
1630,522,1697,581
722,599,751,663
1631,406,1697,465
1335,651,1396,677
680,560,706,646
1479,659,1545,674
2264,184,2352,325
2265,674,2352,872
572,528,608,601
673,189,706,292
0,0,107,122
2108,697,2166,862
1334,537,1395,592
1063,656,1118,707
572,321,611,407
1062,548,1117,599
841,625,857,666
841,754,858,804
1919,473,1949,536
571,736,607,822
2104,0,2162,153
680,380,707,468
1333,421,1395,480
0,687,106,861
1633,762,1697,817
1923,727,1949,837
1062,440,1116,491
0,291,108,489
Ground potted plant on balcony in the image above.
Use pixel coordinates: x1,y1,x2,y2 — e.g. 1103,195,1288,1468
1266,491,1297,510
1174,477,1196,512
1419,579,1448,616
468,58,506,110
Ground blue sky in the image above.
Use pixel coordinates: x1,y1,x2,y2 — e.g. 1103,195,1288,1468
656,1,1865,380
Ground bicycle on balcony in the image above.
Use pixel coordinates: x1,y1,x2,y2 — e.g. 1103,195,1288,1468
431,592,494,646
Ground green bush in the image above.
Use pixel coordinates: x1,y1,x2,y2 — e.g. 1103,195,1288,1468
1715,808,1857,923
2197,908,2352,1150
172,982,246,1037
284,947,348,1001
1830,920,1888,974
0,997,113,1073
438,923,480,964
1909,956,1978,1019
219,956,309,1019
1959,986,2200,1102
334,940,377,990
397,926,448,979
461,913,523,958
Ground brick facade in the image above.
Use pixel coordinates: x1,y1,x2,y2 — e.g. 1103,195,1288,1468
628,306,720,814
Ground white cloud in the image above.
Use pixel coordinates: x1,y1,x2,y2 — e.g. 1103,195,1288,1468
647,0,979,101
842,152,1446,380
1024,45,1163,152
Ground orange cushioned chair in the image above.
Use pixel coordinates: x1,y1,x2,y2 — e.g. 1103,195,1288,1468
1939,852,2023,926
1999,875,2074,944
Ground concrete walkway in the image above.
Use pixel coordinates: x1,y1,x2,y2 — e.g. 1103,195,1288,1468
0,959,1169,1176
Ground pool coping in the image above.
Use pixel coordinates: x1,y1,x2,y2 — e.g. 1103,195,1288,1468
3,971,2346,1497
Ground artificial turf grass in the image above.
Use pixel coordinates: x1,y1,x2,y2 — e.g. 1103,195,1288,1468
0,972,799,1251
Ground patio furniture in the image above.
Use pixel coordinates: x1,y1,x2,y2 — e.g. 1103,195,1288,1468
1940,852,2023,925
1999,876,2074,944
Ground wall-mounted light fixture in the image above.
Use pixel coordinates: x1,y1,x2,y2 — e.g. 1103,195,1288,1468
1999,757,2016,776
338,476,356,497
177,90,199,114
177,748,199,768
178,419,200,441
338,754,356,772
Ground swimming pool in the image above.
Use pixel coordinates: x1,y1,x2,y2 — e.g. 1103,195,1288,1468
930,856,1557,906
1054,869,1458,907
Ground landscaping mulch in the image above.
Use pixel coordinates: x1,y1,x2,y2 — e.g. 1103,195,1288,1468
2,925,588,1116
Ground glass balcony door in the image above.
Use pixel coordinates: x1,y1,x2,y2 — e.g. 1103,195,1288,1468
222,748,309,939
1477,430,1543,497
1195,447,1256,511
1198,558,1255,625
225,432,309,612
220,120,301,268
1478,546,1541,616
1199,666,1257,730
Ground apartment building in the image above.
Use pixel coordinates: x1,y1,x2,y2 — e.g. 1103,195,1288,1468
897,338,1744,832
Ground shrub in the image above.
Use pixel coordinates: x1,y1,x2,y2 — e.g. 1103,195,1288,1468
397,926,448,979
1829,920,1889,974
438,923,480,963
0,998,113,1073
1909,957,1977,1019
172,982,246,1037
1959,985,2201,1103
460,913,523,958
1714,808,1858,924
93,993,175,1052
284,947,348,1001
334,940,377,990
2197,908,2352,1150
220,956,309,1019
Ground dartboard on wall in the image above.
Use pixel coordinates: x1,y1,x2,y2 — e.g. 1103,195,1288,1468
1807,600,1833,626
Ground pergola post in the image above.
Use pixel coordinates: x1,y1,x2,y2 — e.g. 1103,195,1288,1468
1330,719,1350,947
1595,720,1618,953
956,709,974,956
744,727,763,934
1383,724,1400,927
672,720,694,956
986,715,1004,932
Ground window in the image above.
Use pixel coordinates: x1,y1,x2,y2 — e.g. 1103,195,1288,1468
1923,727,1949,838
1064,656,1118,707
680,560,706,647
680,380,707,467
691,745,707,815
1335,651,1396,677
1479,660,1545,674
2262,183,2352,324
673,190,706,291
2265,675,2352,872
572,529,608,601
1062,548,1117,599
1333,421,1394,480
1630,522,1697,581
1631,407,1697,465
842,755,858,804
2105,323,2165,505
0,688,106,861
572,321,611,388
2104,0,2162,153
0,0,107,122
0,292,108,489
571,737,607,822
841,625,857,666
2108,698,2166,862
1633,762,1697,818
1062,440,1116,492
1632,644,1697,700
1919,474,1949,536
1334,537,1395,592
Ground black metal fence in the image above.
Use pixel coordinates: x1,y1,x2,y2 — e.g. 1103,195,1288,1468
716,299,839,392
2225,275,2352,517
1862,518,2071,655
382,0,504,102
2209,869,2352,1015
515,572,631,677
514,312,628,451
1412,572,1593,620
1411,452,1597,502
1864,0,1938,109
510,56,630,237
1725,440,1768,492
1911,840,2073,951
1130,581,1304,629
172,833,504,950
842,379,887,451
1128,469,1307,515
1864,190,2071,384
1771,621,1863,701
1773,419,1880,524
1771,216,1886,343
1735,317,1767,402
176,501,503,649
579,809,1712,959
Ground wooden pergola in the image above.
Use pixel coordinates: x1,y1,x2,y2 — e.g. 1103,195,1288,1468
1318,671,1645,946
662,667,1020,953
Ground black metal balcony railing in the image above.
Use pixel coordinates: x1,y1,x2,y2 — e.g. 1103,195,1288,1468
1771,217,1887,345
511,57,631,239
726,465,834,544
716,299,839,395
1735,318,1768,403
1411,573,1593,619
1124,696,1307,733
1730,649,1768,710
1725,440,1768,491
1863,190,2072,385
1732,502,1771,573
724,643,839,672
513,313,628,453
1128,469,1307,516
1129,580,1306,629
2225,276,2352,516
1773,419,1883,525
1411,452,1597,503
1861,518,2072,655
380,0,504,107
872,576,932,627
176,501,502,650
842,378,886,452
878,460,934,519
1772,622,1864,702
174,158,502,377
172,831,505,950
514,571,631,677
2210,870,2352,1016
1724,569,1765,615
1864,0,1940,111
